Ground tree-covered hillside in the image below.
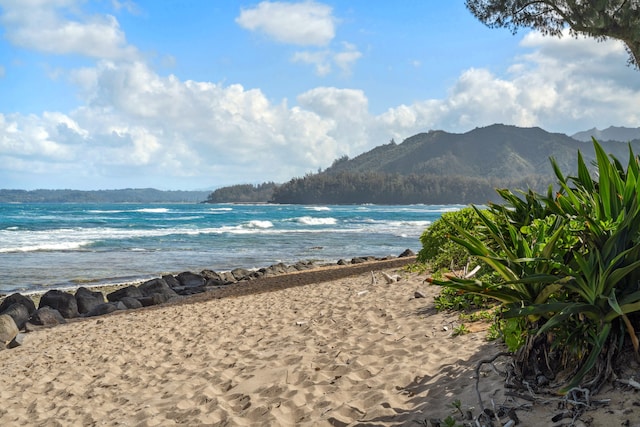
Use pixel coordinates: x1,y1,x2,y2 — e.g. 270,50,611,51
209,124,640,205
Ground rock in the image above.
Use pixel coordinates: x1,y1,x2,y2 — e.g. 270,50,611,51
7,332,26,349
107,285,143,302
201,270,228,286
0,293,36,315
351,257,368,264
162,274,181,288
414,290,427,299
119,297,143,310
75,287,105,314
138,278,179,299
267,263,288,275
176,272,205,287
337,259,348,266
399,249,415,257
84,302,123,317
39,290,79,319
0,314,19,344
218,271,237,283
293,261,314,271
28,306,67,327
231,268,251,281
0,303,30,330
137,294,171,307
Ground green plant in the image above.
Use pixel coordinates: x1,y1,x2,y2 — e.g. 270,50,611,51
418,207,482,270
428,139,640,394
452,324,470,336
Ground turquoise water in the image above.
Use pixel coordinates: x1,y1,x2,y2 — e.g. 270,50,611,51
0,203,462,294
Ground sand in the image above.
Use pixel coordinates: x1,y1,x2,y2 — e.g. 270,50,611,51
1,262,639,426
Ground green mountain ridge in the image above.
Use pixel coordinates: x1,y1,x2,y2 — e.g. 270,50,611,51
269,124,640,204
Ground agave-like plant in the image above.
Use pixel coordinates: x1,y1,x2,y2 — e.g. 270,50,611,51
428,139,640,393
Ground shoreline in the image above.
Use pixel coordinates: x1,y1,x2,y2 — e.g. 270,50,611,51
1,253,418,310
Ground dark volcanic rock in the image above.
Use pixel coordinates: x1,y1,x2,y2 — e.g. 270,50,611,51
0,303,30,330
137,294,171,307
231,268,251,281
39,290,79,319
107,285,143,302
0,314,19,343
119,297,143,310
399,249,415,257
0,293,36,315
138,278,179,299
84,302,126,317
201,270,227,286
75,287,105,314
28,306,67,327
176,272,205,287
162,274,181,288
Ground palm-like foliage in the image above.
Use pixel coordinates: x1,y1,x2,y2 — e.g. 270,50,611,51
428,139,640,393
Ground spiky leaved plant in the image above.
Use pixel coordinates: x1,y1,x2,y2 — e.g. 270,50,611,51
428,139,640,393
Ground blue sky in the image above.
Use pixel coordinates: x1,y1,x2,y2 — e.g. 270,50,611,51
0,1,638,190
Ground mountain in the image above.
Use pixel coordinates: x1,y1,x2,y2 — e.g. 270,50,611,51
324,124,629,180
270,124,640,205
572,126,640,143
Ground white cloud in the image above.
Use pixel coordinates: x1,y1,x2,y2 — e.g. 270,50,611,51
0,65,5,77
1,9,639,190
292,42,362,76
236,0,335,46
0,0,138,60
375,31,640,138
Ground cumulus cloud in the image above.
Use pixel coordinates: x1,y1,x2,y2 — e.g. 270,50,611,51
376,31,640,138
1,1,639,191
0,0,138,60
236,0,335,46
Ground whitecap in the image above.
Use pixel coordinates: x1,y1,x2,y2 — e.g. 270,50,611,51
296,216,338,226
243,220,274,229
0,241,91,253
135,208,170,213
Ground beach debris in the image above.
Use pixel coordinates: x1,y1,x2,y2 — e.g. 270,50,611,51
371,271,377,284
414,290,427,299
295,321,307,326
615,378,640,390
381,271,401,284
357,290,369,296
464,265,481,279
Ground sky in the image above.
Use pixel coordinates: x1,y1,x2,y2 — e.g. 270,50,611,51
0,1,639,191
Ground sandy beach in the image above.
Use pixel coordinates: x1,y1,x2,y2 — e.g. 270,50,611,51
1,260,639,426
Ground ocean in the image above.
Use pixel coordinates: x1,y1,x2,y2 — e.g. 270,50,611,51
0,203,463,294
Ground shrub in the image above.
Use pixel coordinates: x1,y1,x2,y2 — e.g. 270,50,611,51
428,139,640,394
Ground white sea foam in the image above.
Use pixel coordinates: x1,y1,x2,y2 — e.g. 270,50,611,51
135,208,170,213
209,207,233,212
0,241,90,253
243,220,274,229
305,206,331,211
296,216,338,226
